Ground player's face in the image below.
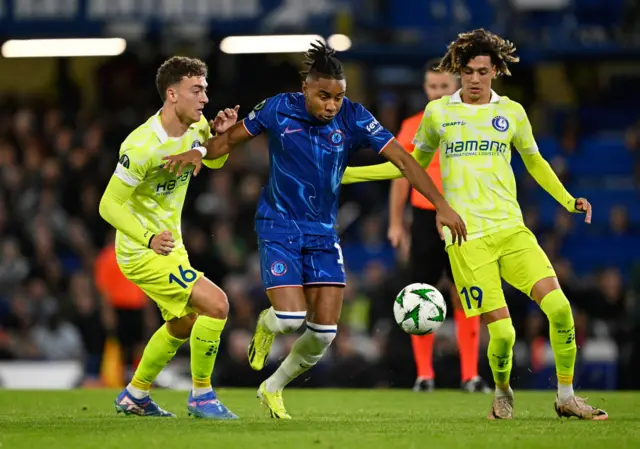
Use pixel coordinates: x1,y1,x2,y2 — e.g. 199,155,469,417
460,55,495,103
303,77,347,123
424,71,458,101
170,75,208,124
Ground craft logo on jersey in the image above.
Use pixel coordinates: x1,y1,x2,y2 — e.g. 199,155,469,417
119,154,130,169
492,116,509,132
271,261,287,277
443,121,466,127
329,129,344,146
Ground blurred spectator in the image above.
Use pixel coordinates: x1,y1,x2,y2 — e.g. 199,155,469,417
609,205,631,236
31,312,83,361
70,271,107,386
0,237,30,299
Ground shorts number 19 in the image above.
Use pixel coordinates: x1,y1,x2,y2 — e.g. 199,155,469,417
169,265,197,289
460,286,483,310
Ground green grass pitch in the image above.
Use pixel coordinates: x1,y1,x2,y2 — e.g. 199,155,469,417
0,389,637,449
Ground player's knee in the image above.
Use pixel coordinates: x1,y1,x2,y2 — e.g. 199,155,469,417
539,289,573,325
487,318,516,348
191,280,229,319
271,309,306,334
306,322,338,350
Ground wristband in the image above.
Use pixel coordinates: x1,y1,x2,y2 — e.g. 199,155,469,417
147,234,155,248
195,146,207,158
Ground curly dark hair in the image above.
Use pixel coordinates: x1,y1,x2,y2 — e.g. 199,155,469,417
438,29,519,76
155,56,208,101
300,40,344,80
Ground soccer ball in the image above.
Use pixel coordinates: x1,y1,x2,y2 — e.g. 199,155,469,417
393,283,447,335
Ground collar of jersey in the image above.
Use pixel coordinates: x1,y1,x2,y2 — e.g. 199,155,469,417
151,109,197,144
449,89,501,105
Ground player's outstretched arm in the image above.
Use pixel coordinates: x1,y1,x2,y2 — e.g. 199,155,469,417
388,178,410,247
513,104,592,223
342,147,434,184
380,140,467,244
163,106,254,176
520,152,592,223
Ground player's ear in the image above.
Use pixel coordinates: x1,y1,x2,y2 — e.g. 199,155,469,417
302,81,308,95
166,86,178,103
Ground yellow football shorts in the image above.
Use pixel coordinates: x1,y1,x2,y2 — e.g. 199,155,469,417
447,225,556,318
118,247,203,321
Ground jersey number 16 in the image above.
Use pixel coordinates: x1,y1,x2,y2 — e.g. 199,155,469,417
169,265,197,289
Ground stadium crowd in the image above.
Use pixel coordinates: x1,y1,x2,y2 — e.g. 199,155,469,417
0,52,638,390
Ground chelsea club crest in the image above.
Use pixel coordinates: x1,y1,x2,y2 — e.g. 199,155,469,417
328,129,344,146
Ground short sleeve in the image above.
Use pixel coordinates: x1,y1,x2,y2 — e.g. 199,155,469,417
352,103,394,153
412,102,440,153
242,96,277,136
512,103,538,155
113,145,151,187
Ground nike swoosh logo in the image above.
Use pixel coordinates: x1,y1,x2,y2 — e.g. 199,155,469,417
284,127,302,134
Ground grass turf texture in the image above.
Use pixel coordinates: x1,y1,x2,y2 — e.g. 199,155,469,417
0,389,637,449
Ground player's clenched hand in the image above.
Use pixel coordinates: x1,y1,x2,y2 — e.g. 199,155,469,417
574,197,592,224
435,204,467,246
387,225,406,248
163,150,203,177
210,105,240,134
150,230,175,256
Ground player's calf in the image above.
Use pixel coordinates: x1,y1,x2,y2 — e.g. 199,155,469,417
248,308,306,371
249,287,307,371
185,276,236,417
166,313,197,339
261,307,306,334
484,314,516,417
264,322,337,393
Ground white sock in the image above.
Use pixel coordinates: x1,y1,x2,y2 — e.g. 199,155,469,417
126,384,149,400
557,384,574,403
262,307,306,334
264,323,337,393
192,386,213,398
495,386,513,398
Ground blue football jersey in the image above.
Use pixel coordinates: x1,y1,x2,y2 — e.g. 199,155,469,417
243,92,393,235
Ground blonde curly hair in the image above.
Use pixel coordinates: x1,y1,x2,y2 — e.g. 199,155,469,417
437,29,519,76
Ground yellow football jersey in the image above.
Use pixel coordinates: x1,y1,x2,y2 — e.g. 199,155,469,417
112,112,216,264
412,89,538,245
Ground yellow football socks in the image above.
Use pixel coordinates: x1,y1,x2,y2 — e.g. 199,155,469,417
130,324,186,393
540,289,576,399
487,318,516,390
190,316,226,393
